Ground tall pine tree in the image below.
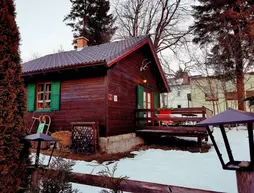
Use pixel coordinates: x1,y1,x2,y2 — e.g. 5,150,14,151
0,0,30,192
64,0,117,46
191,0,254,110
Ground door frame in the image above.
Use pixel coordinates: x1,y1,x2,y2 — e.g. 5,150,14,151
143,88,154,124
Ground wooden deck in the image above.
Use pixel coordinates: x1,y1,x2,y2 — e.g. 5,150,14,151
135,107,213,147
136,126,207,134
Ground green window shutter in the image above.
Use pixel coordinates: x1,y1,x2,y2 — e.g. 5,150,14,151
137,85,144,126
27,84,35,112
137,85,144,109
154,92,159,115
51,81,61,111
154,92,159,109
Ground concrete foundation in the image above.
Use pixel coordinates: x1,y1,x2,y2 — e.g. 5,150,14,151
99,133,144,154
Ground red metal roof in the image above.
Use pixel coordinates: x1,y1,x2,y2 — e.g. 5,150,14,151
22,35,170,92
22,36,149,74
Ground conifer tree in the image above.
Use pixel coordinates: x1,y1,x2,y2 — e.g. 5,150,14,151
191,0,254,110
0,0,30,192
64,0,117,46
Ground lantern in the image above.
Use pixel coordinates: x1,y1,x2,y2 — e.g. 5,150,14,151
197,108,254,193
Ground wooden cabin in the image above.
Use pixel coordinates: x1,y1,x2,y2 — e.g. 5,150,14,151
22,35,169,153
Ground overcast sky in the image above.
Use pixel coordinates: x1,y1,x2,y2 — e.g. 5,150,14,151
15,0,189,71
16,0,73,62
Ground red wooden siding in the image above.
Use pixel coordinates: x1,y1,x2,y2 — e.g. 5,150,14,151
25,71,107,136
107,48,160,136
24,45,165,137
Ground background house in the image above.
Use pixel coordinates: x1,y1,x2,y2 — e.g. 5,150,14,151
162,72,254,114
22,35,169,153
190,73,254,114
161,72,191,108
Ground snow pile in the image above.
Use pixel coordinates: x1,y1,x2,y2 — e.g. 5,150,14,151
38,127,251,193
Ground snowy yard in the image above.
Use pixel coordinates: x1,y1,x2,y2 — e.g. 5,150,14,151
38,127,251,193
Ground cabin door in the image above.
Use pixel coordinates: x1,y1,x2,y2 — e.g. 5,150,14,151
143,89,153,122
137,85,159,126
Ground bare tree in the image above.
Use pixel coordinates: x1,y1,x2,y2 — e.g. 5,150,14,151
189,47,240,114
114,0,192,53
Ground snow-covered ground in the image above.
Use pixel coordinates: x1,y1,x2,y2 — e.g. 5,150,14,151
37,126,251,193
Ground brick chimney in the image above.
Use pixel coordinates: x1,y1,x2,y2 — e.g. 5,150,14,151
182,72,189,84
76,37,89,51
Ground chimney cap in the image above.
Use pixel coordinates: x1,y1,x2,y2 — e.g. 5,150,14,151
76,36,89,41
76,36,89,51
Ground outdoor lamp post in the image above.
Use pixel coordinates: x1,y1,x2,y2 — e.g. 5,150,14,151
197,108,254,193
24,133,57,187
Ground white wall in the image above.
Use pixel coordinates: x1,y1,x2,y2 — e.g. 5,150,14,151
161,84,191,108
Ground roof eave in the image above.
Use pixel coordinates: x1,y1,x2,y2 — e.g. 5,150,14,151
147,39,170,92
107,39,149,67
22,60,107,76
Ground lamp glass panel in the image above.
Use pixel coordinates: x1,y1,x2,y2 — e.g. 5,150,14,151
210,126,230,163
211,125,251,163
226,125,250,162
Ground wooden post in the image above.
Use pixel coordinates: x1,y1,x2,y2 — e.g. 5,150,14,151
30,168,40,190
201,106,205,118
236,170,254,193
35,141,41,167
198,137,202,148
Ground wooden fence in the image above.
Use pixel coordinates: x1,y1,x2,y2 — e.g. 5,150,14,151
37,169,222,193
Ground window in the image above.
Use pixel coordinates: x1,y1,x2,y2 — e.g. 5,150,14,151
143,90,152,121
246,90,254,97
205,93,218,101
36,82,51,110
27,81,60,112
226,91,237,100
177,90,181,97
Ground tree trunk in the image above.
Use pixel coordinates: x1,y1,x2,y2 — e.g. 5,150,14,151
236,72,245,110
234,28,245,111
236,170,254,193
212,101,216,114
225,97,228,110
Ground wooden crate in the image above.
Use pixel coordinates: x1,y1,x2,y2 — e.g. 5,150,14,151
71,122,99,154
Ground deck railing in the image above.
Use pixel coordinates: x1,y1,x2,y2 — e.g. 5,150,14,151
135,106,213,127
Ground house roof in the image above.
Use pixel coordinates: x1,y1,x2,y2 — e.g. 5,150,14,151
22,35,149,74
22,35,170,92
168,78,185,86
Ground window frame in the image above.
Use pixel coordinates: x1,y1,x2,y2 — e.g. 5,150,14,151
205,93,219,101
246,90,254,98
226,91,237,100
36,82,52,110
177,90,181,97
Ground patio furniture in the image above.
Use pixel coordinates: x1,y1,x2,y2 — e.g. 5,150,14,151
156,114,174,126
